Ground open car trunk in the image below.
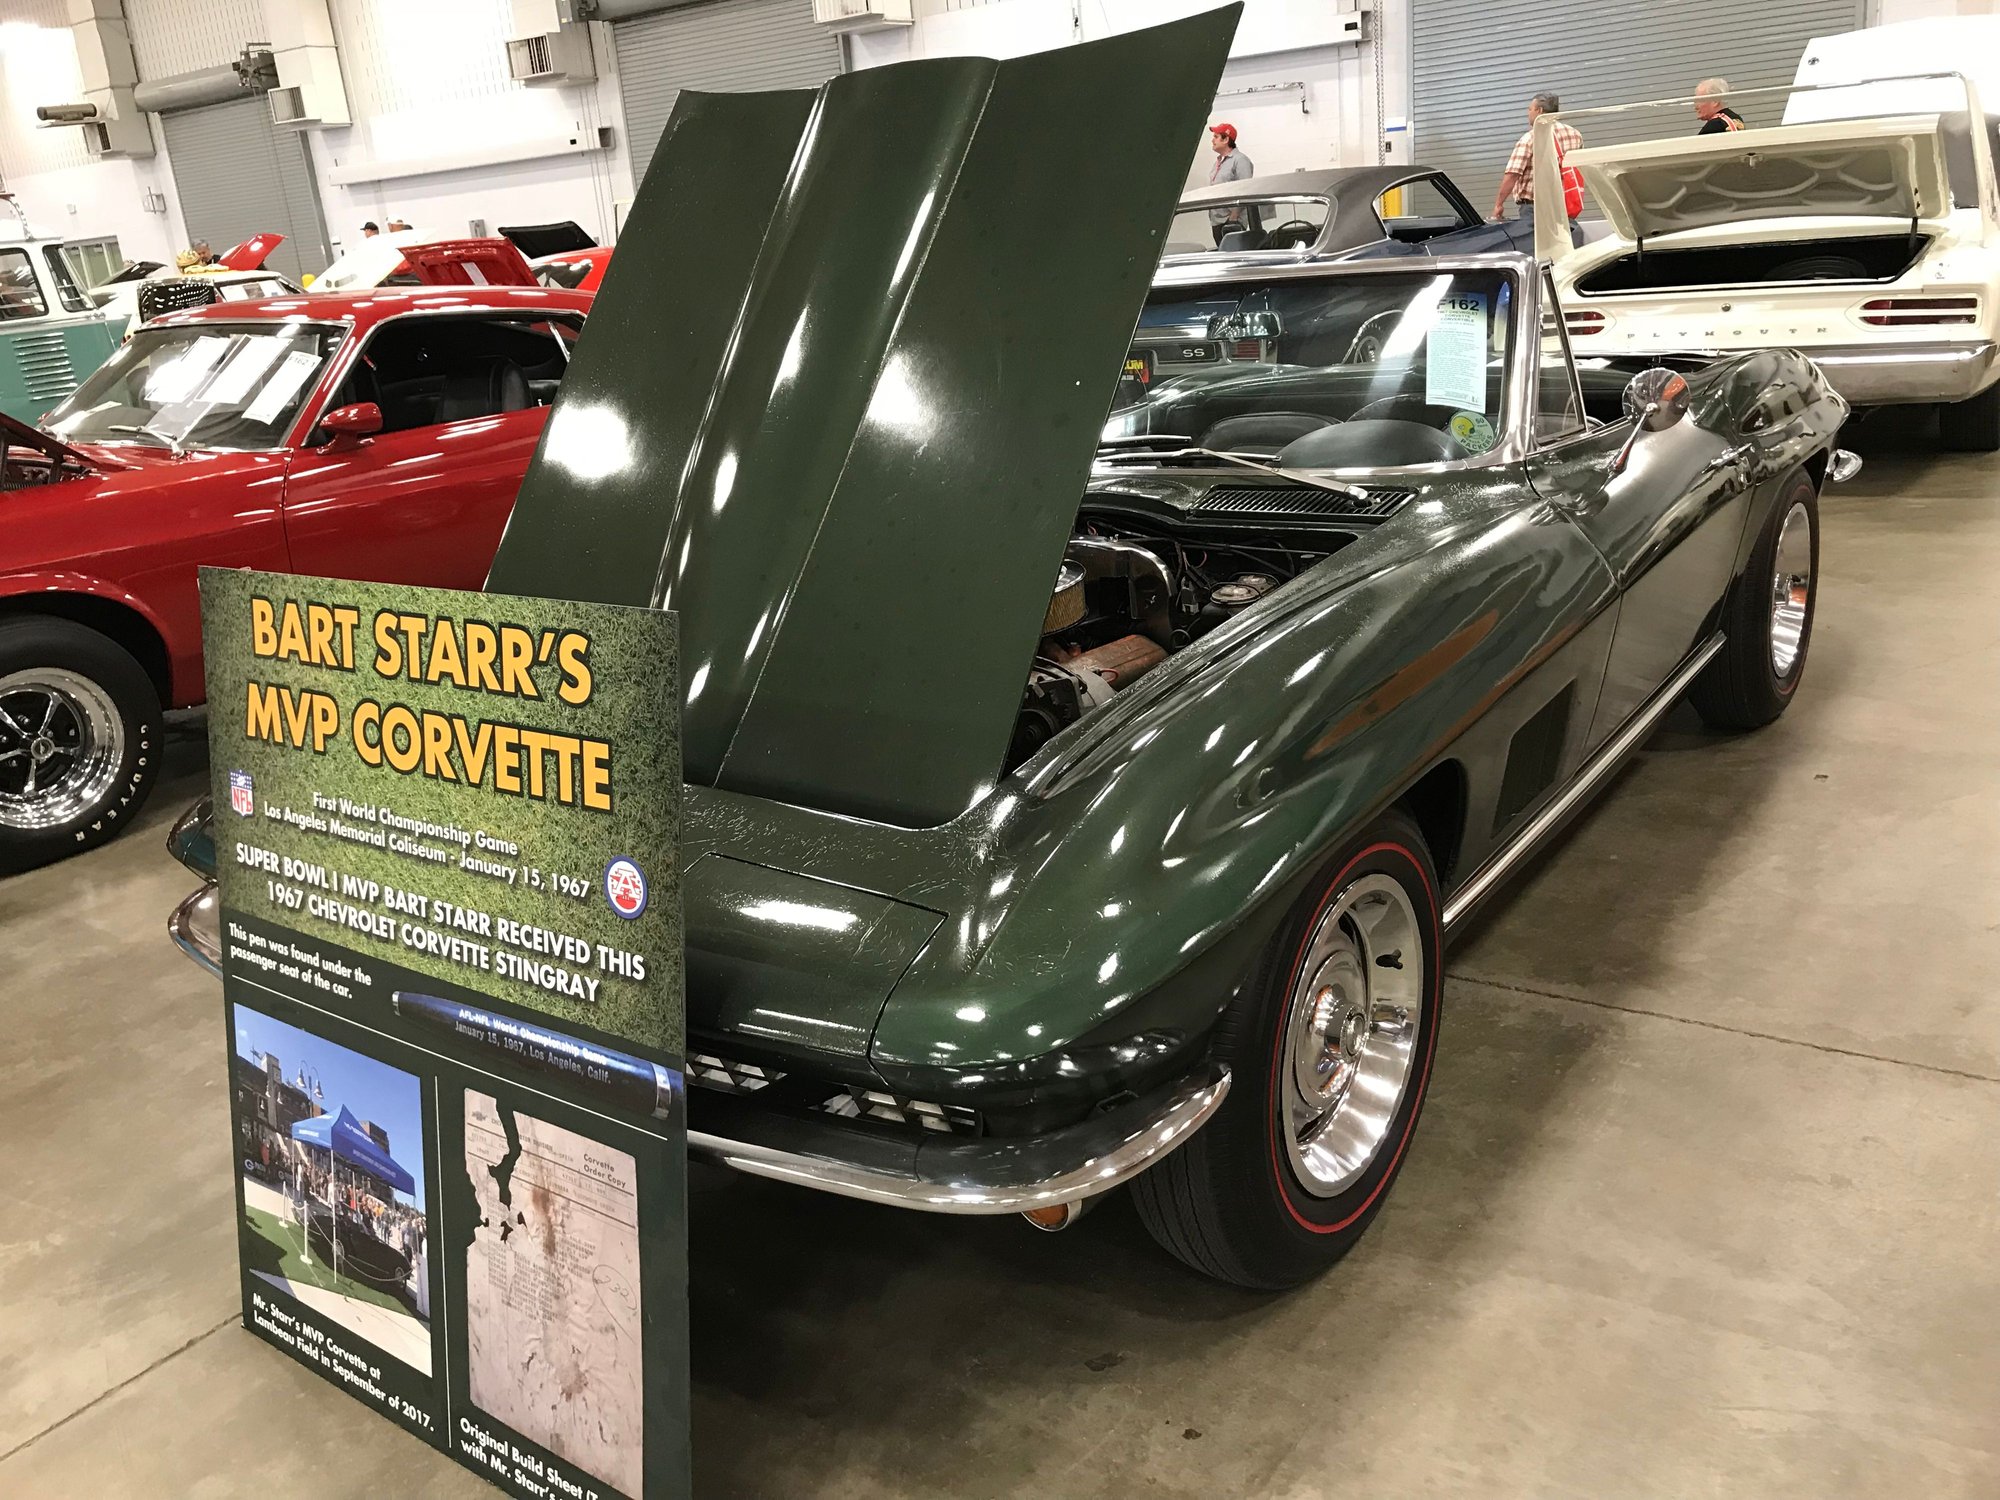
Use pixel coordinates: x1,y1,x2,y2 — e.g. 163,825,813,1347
1571,115,1953,245
1574,232,1931,294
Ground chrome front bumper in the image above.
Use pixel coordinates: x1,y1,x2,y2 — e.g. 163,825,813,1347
1805,341,1999,406
168,882,1230,1214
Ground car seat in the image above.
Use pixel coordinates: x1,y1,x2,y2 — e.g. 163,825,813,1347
437,361,531,423
1277,419,1466,468
1198,411,1336,456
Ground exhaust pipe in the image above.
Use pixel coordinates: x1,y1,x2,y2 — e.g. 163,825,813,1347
1020,1195,1102,1233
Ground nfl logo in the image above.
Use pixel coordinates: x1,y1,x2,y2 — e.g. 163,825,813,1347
228,770,255,818
604,856,647,920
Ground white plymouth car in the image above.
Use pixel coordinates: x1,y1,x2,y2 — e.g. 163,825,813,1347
1536,17,2000,450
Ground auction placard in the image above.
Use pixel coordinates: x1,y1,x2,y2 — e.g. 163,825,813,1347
201,568,687,1500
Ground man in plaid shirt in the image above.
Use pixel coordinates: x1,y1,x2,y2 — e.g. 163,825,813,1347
1491,91,1583,244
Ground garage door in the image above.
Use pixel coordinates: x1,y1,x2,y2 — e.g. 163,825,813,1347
615,0,841,190
161,95,331,284
1412,0,1866,211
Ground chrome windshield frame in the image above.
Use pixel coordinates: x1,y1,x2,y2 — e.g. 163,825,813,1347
1119,251,1543,477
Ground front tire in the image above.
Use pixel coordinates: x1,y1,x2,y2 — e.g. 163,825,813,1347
1939,384,2000,453
0,617,163,874
1133,811,1444,1289
1689,471,1819,732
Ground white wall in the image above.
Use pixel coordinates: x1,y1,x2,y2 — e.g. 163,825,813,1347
849,0,1412,186
0,0,629,270
312,1,626,259
1871,0,1998,20
0,0,183,262
3,0,1401,277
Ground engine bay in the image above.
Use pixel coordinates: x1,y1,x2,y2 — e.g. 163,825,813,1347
1007,510,1343,771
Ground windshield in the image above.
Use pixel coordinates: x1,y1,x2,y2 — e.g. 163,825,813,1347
1104,268,1517,469
46,322,342,451
41,247,91,313
1167,195,1329,256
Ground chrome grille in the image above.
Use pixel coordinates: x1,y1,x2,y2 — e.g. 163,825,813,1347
1195,483,1414,519
13,330,78,404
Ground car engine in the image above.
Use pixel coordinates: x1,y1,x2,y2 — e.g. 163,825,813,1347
0,440,81,492
1007,518,1332,772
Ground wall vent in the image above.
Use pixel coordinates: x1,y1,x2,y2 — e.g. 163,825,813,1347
812,0,916,32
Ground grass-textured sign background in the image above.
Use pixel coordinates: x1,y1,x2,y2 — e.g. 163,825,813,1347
202,568,683,1055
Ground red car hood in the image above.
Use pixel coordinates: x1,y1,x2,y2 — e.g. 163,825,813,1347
400,238,540,287
218,232,285,271
0,411,122,474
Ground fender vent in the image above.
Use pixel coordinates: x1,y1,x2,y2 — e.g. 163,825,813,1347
1196,484,1414,519
1495,682,1575,832
686,1051,980,1135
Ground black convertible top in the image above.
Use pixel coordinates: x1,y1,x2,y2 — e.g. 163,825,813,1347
1175,165,1465,257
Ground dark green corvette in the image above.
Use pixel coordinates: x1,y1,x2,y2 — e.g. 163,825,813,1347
168,11,1853,1287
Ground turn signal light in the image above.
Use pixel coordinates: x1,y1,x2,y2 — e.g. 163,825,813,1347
1563,309,1608,336
1022,1204,1074,1231
1858,296,1978,326
1228,338,1262,359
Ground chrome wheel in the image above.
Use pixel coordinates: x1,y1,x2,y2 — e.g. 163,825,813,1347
1279,873,1424,1198
0,669,125,831
1769,501,1813,678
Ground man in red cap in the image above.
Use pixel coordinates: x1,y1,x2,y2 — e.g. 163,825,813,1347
1206,122,1257,246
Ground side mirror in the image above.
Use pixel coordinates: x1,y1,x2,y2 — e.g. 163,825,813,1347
1622,367,1691,431
1209,310,1284,341
1610,367,1691,476
319,402,382,449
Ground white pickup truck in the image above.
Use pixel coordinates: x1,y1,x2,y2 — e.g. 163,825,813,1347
1537,16,2000,451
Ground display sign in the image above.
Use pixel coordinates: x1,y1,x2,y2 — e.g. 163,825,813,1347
201,569,687,1500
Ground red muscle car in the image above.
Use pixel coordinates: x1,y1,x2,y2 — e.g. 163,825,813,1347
0,258,591,871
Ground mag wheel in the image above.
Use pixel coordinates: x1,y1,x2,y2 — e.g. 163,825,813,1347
0,617,162,874
1690,471,1818,731
1133,811,1443,1289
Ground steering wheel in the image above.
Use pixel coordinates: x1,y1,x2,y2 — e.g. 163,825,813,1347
1350,394,1483,430
1343,310,1399,365
1263,219,1319,251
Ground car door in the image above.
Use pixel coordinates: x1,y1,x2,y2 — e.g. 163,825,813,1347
1525,271,1752,744
279,312,577,590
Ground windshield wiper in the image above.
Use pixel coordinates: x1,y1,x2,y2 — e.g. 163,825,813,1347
1094,441,1369,502
104,423,187,456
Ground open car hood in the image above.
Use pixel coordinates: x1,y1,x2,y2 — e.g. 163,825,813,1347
217,232,284,270
310,229,428,292
500,220,597,258
400,238,540,287
1572,115,1953,242
489,8,1239,828
0,409,103,474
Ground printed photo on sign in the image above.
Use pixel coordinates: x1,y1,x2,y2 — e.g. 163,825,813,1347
465,1091,643,1497
231,1005,433,1374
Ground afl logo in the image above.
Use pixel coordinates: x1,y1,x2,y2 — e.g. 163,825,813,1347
604,857,648,920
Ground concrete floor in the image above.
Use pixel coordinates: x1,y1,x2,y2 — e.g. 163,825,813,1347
3,411,1996,1499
